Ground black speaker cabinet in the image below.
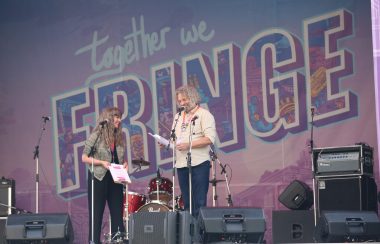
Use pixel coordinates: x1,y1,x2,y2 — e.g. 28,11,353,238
316,175,377,217
5,213,73,243
0,178,15,216
314,211,380,242
129,212,177,244
178,211,198,244
198,207,266,243
272,210,315,243
278,180,313,210
0,217,7,244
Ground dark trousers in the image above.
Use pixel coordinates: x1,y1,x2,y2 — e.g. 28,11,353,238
177,161,210,217
87,171,124,244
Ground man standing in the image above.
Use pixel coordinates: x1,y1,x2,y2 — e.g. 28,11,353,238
172,85,216,217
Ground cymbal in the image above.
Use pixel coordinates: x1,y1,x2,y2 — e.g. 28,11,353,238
132,158,151,166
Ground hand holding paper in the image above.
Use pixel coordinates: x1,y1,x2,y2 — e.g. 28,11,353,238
109,163,131,184
149,132,173,149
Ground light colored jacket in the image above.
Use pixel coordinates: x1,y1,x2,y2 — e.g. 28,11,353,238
82,130,125,181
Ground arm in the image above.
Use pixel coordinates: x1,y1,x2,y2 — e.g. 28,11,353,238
81,131,110,169
81,154,110,169
176,136,212,151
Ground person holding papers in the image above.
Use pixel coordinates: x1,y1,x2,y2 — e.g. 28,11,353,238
170,85,216,217
82,107,128,244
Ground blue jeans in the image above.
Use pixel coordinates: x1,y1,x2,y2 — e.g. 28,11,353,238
177,161,210,217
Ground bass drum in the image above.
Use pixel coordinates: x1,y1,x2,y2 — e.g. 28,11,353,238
137,201,171,212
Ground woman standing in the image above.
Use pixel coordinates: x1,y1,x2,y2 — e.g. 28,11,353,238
82,107,128,244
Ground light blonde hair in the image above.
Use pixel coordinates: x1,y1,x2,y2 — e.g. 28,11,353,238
175,85,201,107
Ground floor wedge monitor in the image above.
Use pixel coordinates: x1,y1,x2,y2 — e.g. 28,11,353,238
5,213,73,243
314,211,380,242
198,207,266,243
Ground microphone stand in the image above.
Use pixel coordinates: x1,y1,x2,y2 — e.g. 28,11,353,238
124,182,129,241
187,119,196,215
87,125,105,244
169,111,181,210
209,148,218,207
309,107,317,226
32,117,49,214
210,146,233,206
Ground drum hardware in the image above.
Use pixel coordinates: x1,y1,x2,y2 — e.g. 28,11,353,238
174,195,184,211
131,158,151,174
103,230,127,244
131,158,151,166
156,169,162,202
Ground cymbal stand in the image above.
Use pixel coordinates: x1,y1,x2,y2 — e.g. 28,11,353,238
169,110,181,209
156,169,162,202
210,146,233,206
33,117,49,214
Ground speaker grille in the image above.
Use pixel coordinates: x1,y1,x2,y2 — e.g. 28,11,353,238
129,212,177,244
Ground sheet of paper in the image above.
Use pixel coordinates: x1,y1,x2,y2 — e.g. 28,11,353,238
109,163,131,184
148,132,173,149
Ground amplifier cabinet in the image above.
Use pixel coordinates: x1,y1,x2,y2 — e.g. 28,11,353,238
312,144,373,177
316,175,377,217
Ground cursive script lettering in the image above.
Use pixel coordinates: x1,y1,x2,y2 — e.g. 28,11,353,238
75,15,171,85
180,20,215,46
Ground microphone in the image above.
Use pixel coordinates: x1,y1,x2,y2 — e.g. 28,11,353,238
311,106,316,116
42,116,51,121
99,119,109,126
191,115,199,123
177,107,185,114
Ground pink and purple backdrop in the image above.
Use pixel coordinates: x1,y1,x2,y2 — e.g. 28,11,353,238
1,0,379,242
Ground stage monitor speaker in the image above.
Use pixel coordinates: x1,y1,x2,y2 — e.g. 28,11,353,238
5,213,73,243
0,178,15,216
314,211,380,242
278,180,313,210
272,210,315,243
316,175,377,217
198,207,266,243
129,211,177,244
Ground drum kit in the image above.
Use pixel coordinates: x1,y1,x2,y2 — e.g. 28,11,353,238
124,161,181,215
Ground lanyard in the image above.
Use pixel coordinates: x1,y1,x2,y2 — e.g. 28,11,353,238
181,106,200,131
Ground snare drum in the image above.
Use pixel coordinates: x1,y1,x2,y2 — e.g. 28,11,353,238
148,177,173,203
137,202,171,212
123,191,146,216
